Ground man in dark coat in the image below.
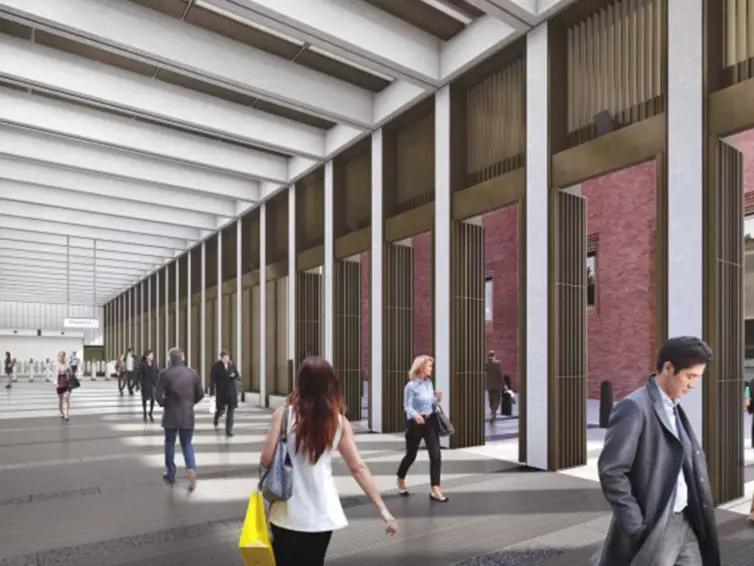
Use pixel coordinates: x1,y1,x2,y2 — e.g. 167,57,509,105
155,348,204,492
596,336,719,566
210,349,239,437
485,350,504,422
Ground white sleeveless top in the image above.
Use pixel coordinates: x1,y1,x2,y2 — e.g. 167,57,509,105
268,406,348,533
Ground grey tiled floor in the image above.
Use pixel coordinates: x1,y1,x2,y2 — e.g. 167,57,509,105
2,381,754,566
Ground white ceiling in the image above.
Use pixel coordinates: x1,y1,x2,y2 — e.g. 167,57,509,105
0,0,574,306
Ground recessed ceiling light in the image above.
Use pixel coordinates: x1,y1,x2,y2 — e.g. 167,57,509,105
193,0,305,46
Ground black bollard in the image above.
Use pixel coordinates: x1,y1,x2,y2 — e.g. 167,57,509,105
599,380,613,428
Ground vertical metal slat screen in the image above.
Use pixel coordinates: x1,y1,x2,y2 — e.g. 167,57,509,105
383,242,414,433
550,191,588,470
451,222,486,448
295,271,323,371
711,140,744,504
566,0,666,146
334,259,362,421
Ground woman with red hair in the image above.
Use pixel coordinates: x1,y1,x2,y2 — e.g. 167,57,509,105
260,356,397,566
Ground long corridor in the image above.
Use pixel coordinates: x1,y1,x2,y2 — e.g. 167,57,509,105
1,382,753,566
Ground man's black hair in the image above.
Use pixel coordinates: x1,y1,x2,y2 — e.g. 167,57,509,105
656,336,712,374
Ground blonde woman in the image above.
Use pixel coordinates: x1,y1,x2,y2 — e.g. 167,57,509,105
55,351,72,421
396,355,447,502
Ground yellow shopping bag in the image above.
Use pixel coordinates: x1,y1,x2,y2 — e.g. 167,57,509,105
239,491,275,566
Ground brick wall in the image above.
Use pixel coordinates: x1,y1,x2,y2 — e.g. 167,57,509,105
582,162,657,399
484,204,520,390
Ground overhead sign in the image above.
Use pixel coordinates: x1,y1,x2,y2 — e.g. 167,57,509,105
63,318,100,329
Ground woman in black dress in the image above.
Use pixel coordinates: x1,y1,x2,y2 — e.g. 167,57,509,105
56,351,72,421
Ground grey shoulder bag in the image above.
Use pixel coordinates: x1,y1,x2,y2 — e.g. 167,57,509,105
259,405,294,503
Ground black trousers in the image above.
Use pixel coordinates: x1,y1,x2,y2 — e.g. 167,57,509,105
271,524,332,566
397,412,442,486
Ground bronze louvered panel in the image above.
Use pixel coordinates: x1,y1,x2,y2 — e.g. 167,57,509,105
150,306,158,359
297,169,326,251
450,221,486,448
344,150,371,232
706,140,744,504
178,304,187,353
465,58,526,186
296,271,323,368
383,242,414,433
222,292,232,353
265,284,276,397
267,192,290,265
549,191,588,470
275,278,289,395
655,153,669,350
222,223,238,282
205,298,216,380
395,112,435,215
168,306,176,352
565,0,666,147
242,286,253,391
334,259,363,421
251,285,261,392
722,0,754,84
190,297,200,370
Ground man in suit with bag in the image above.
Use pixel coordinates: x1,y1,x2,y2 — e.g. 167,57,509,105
596,336,720,566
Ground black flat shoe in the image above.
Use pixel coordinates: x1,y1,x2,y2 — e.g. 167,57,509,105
429,493,449,503
398,488,410,496
163,474,175,485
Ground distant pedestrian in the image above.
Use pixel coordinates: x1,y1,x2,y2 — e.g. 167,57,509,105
4,352,13,389
485,350,503,422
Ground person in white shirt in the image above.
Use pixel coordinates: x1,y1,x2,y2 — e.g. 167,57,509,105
125,348,136,395
260,356,397,566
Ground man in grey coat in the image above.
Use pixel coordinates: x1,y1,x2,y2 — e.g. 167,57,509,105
155,347,204,492
596,336,720,566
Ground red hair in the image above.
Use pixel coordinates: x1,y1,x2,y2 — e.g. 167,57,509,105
288,356,342,464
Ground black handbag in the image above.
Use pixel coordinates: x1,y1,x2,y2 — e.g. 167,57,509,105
67,374,81,390
434,404,454,437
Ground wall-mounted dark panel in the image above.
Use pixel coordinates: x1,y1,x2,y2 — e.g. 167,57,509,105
179,253,189,300
335,145,371,239
206,234,218,290
222,222,238,282
266,192,289,265
394,110,435,215
296,167,325,251
168,261,177,304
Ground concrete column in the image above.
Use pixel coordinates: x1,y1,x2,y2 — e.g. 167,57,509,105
175,259,180,349
156,269,161,363
525,22,550,471
259,202,267,407
187,251,192,366
324,160,334,362
217,230,223,356
147,276,151,349
140,280,145,353
370,129,384,432
288,185,296,366
200,241,206,389
164,263,169,354
434,85,451,448
236,219,242,385
668,0,703,439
